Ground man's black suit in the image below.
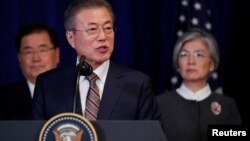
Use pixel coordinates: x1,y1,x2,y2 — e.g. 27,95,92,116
0,80,32,120
32,62,160,120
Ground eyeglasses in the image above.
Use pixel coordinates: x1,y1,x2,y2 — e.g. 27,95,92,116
179,50,209,60
20,47,55,58
72,25,114,37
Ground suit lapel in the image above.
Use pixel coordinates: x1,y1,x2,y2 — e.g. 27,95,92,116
18,80,32,101
97,63,123,119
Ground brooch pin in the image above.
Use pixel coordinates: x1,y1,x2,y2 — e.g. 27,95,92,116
211,101,222,115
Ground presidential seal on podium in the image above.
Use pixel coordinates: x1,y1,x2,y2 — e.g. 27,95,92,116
39,113,98,141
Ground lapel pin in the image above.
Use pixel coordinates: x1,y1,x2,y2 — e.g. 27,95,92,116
211,101,222,116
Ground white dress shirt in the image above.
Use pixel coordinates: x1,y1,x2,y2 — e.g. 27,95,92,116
79,60,109,114
27,80,35,98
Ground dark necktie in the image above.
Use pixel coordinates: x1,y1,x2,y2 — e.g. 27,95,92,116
85,73,100,120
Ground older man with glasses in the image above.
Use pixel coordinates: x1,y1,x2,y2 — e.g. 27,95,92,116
0,23,60,120
32,0,160,121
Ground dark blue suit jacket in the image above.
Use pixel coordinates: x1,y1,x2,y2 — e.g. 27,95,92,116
32,62,160,120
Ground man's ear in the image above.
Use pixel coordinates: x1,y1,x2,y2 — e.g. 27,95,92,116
66,31,75,49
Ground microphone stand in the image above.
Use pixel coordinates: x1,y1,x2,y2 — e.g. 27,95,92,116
73,56,93,113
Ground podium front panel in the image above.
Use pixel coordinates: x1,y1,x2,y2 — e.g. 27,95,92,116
0,120,167,141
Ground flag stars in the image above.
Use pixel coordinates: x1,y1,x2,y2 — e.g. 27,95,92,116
207,10,211,15
181,0,188,7
179,14,186,22
177,30,184,37
211,72,218,80
191,17,199,25
194,2,202,10
205,22,212,30
171,76,178,84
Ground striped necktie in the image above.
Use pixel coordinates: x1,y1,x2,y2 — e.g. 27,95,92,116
85,73,100,120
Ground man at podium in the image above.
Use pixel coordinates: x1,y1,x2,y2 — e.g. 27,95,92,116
32,0,160,121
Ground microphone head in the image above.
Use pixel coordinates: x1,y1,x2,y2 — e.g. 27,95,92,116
80,62,93,76
77,55,93,76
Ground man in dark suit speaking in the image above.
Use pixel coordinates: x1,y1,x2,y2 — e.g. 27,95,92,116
32,0,160,120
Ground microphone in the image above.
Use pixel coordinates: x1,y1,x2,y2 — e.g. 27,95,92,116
73,56,93,113
78,57,93,76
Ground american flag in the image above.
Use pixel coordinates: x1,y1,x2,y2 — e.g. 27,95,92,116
171,0,223,94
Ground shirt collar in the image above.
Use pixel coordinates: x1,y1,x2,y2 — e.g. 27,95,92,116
92,60,109,83
176,83,211,101
26,80,35,98
76,57,110,83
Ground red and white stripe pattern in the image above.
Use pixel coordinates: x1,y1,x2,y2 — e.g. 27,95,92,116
85,73,100,120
